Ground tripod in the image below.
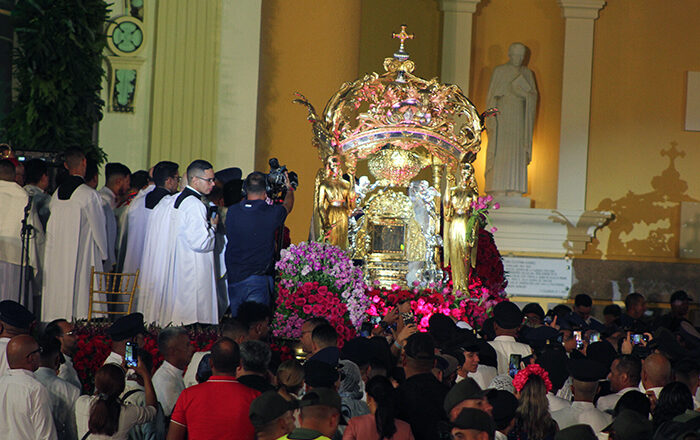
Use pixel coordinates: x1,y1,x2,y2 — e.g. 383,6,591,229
18,196,35,307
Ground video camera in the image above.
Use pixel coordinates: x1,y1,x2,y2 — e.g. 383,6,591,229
267,158,298,200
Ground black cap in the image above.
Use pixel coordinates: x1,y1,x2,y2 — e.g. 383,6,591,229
214,167,242,184
486,389,518,430
493,302,523,329
567,358,608,382
404,333,435,361
0,300,35,329
300,387,341,411
670,290,691,303
106,313,146,341
451,408,495,435
340,337,372,367
249,391,298,428
453,328,480,352
444,378,487,414
537,349,569,392
554,424,596,440
523,325,559,350
522,303,545,320
586,340,617,371
303,359,339,388
603,409,652,440
651,327,685,361
603,304,622,317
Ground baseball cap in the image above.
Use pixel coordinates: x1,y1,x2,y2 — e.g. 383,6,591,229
300,387,342,411
451,408,495,435
444,377,487,414
249,391,298,428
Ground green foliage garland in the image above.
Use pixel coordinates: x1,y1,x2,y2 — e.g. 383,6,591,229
2,0,109,163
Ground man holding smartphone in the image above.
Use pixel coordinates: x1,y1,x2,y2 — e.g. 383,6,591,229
104,312,147,368
488,302,532,375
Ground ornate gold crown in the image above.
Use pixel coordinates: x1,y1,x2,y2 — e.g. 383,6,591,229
295,25,483,170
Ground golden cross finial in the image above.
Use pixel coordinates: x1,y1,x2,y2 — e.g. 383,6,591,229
392,25,414,53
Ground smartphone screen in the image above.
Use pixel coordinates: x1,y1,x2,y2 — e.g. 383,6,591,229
508,354,522,378
402,311,416,326
631,333,644,345
589,331,600,343
574,330,584,350
125,341,138,368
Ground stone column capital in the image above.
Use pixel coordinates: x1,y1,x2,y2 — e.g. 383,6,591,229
439,0,481,14
558,0,606,20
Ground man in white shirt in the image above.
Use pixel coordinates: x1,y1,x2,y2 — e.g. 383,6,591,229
640,352,671,400
552,359,611,434
538,348,572,413
488,302,532,375
596,354,641,413
0,334,57,439
152,327,193,416
104,312,147,367
43,319,81,390
98,162,131,273
0,300,35,376
34,337,80,440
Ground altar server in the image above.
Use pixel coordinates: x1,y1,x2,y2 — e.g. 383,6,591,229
99,162,131,272
164,160,220,325
42,148,108,322
118,161,179,279
0,159,42,304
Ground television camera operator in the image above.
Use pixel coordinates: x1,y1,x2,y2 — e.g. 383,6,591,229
224,159,295,317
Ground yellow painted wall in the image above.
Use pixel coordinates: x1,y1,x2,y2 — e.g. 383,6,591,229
585,0,700,262
256,0,362,244
149,0,221,169
470,0,564,209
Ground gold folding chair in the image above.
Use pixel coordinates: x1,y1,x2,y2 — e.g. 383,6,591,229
88,266,140,321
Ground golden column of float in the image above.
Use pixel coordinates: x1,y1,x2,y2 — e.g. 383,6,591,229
295,25,484,290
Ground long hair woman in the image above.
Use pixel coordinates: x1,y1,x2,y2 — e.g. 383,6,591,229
343,375,414,440
276,359,304,401
510,364,558,440
75,360,157,439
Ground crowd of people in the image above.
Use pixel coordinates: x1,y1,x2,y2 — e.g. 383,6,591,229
0,288,699,440
0,147,293,325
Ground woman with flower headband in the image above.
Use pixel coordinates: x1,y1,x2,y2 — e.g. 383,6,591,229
509,364,559,440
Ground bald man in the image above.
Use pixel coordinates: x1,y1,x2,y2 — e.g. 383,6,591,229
641,353,672,400
0,335,57,439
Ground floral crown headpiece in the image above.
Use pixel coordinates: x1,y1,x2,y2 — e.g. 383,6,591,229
512,363,553,393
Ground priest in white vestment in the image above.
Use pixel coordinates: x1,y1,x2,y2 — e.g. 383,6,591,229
0,159,43,306
119,161,179,278
484,42,538,196
163,160,220,326
42,148,108,322
98,163,131,272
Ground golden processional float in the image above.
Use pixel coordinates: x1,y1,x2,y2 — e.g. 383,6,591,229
296,26,485,291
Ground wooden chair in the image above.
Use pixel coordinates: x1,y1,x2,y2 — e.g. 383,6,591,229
88,267,140,321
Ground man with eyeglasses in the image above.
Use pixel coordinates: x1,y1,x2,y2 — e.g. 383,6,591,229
43,318,81,390
158,160,221,326
0,334,57,439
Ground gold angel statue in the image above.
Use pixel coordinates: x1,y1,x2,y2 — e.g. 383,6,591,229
443,163,480,292
313,156,354,249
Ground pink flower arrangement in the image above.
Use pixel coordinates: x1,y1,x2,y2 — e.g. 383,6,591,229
512,364,553,393
273,242,370,343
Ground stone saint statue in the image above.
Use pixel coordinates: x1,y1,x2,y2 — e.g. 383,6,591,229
314,155,353,249
443,163,479,293
484,42,538,197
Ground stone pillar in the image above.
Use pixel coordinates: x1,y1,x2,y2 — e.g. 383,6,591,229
556,0,606,210
215,0,262,175
439,0,481,93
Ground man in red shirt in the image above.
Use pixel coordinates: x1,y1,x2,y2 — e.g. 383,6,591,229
168,338,260,440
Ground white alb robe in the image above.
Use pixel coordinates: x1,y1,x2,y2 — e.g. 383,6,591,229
165,190,218,325
139,195,177,325
99,186,118,272
42,183,108,321
0,180,43,305
116,185,154,275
